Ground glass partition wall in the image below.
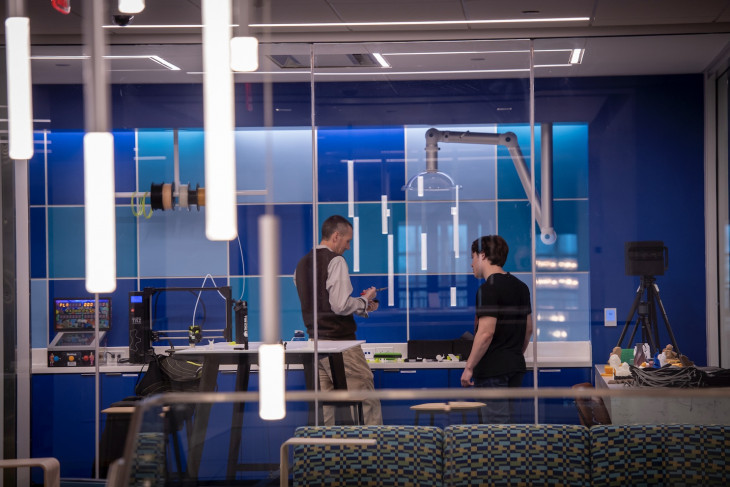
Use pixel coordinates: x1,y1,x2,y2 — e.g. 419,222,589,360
21,27,730,483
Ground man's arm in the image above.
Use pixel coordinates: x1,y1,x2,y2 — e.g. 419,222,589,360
326,256,368,316
460,315,496,387
522,313,533,353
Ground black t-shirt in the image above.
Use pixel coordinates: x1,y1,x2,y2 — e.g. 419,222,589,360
473,273,532,379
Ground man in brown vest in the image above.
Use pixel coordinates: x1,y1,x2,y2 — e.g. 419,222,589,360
294,215,383,424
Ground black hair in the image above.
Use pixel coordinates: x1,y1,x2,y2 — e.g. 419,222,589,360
471,235,509,267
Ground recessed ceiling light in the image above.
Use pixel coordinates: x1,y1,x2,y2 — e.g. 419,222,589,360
372,53,390,68
30,54,181,70
569,48,584,64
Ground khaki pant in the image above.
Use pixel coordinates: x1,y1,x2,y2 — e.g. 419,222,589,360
318,345,383,425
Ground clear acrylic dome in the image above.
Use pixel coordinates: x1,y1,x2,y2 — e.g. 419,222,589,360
402,170,457,198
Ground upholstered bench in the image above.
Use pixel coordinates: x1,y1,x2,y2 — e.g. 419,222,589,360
590,424,730,486
443,424,591,486
287,424,730,487
290,425,443,486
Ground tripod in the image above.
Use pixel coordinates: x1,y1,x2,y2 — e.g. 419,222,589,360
615,275,681,357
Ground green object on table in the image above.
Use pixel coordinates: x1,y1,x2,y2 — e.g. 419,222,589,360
620,348,634,363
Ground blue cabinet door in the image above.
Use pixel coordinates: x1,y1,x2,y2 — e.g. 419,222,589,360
521,367,592,424
377,368,451,425
31,373,96,479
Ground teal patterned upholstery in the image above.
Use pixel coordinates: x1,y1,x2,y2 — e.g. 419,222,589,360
443,424,591,487
127,432,166,486
292,425,443,487
591,425,730,486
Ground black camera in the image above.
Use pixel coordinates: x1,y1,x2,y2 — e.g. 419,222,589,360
112,15,134,26
624,241,668,276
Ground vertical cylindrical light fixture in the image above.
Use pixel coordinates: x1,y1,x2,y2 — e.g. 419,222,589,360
352,216,360,273
118,0,145,14
202,0,238,241
259,214,285,420
420,232,428,271
452,184,460,258
5,12,34,160
230,0,259,72
347,160,355,217
84,133,117,292
387,234,394,307
83,0,116,293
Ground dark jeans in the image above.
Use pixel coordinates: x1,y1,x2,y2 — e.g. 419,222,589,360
473,372,525,424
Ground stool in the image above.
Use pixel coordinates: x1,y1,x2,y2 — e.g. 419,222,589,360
411,401,485,425
319,400,365,425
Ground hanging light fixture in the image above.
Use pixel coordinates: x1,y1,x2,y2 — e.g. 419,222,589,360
202,0,238,240
83,0,116,293
258,214,285,420
230,0,259,72
118,0,145,14
5,8,34,160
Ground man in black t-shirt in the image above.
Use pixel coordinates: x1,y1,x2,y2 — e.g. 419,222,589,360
461,235,533,423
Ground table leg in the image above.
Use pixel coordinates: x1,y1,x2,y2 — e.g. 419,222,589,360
187,355,221,479
328,353,356,425
226,355,250,478
302,356,317,425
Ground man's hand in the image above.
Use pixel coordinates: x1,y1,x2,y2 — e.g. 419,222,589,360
460,367,474,387
361,286,377,301
366,300,379,312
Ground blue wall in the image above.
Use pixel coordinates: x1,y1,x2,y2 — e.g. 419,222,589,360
29,74,707,365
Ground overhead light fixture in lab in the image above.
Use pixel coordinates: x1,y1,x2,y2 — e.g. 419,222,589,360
230,0,258,72
251,16,591,28
84,134,117,293
258,215,286,420
230,36,259,71
403,169,458,198
202,0,238,241
372,53,390,68
118,0,145,14
5,16,34,160
570,48,584,64
31,54,181,71
410,127,558,245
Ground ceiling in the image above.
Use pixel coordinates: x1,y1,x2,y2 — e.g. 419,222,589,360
5,0,730,83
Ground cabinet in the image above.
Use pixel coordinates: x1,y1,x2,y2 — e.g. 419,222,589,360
31,374,96,479
522,367,592,424
31,372,141,481
376,368,451,425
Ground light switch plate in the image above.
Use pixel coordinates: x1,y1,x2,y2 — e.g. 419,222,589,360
604,307,617,327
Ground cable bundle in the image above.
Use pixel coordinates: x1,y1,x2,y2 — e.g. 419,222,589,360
630,365,706,388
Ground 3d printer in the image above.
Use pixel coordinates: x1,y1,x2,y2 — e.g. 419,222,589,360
128,286,248,364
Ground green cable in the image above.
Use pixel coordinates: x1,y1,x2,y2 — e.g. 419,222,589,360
130,192,153,219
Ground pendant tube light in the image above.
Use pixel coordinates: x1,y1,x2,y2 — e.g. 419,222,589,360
231,0,259,72
5,8,34,160
259,214,285,420
202,0,238,241
83,133,117,292
118,0,145,14
82,0,116,293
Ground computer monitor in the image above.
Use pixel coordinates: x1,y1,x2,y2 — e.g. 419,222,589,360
53,297,111,331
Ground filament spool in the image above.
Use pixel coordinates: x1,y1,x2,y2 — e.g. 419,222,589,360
178,184,189,210
149,183,164,210
161,183,175,210
197,187,205,208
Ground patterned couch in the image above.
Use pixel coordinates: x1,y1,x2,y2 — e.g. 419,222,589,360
290,424,730,486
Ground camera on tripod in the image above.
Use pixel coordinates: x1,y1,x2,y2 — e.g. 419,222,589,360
625,241,668,276
616,240,682,359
